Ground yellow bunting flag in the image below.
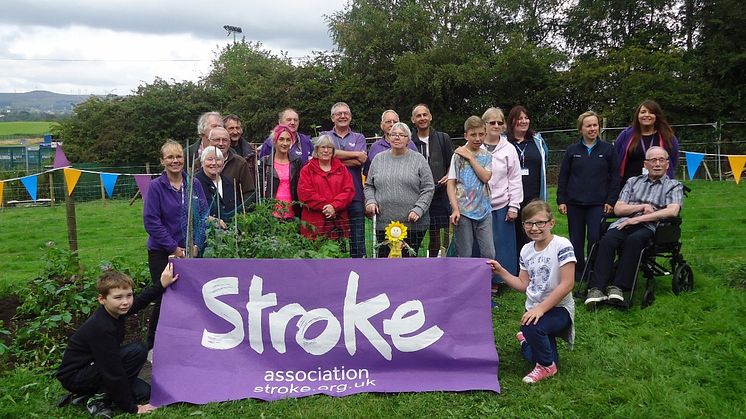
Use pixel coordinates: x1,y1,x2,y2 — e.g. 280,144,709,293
63,168,83,195
0,181,4,208
728,155,746,184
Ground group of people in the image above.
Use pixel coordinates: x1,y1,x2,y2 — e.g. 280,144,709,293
55,99,686,416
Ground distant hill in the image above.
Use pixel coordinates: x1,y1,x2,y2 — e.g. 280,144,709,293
0,90,94,115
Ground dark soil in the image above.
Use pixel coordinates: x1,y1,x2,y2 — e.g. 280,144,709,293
0,295,20,329
0,295,20,340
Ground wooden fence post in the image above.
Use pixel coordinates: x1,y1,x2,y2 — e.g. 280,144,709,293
64,178,78,253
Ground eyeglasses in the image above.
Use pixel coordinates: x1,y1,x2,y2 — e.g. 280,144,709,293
522,220,550,229
645,157,667,164
210,137,230,144
487,120,505,126
333,111,351,117
391,133,408,138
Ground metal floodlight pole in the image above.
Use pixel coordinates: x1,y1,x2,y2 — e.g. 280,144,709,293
223,25,242,43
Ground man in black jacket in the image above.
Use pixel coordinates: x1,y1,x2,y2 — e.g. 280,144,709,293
56,264,178,416
411,104,454,257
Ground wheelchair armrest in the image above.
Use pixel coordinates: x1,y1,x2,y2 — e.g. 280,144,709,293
599,215,619,235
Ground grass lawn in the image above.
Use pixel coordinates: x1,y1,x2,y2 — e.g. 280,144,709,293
0,121,55,137
0,199,147,294
1,182,745,417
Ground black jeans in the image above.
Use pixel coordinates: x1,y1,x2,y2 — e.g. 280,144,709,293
61,342,150,402
589,225,653,290
147,249,171,349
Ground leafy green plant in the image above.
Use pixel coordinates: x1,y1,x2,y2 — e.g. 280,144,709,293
204,200,347,259
9,247,151,371
0,321,10,357
11,247,96,370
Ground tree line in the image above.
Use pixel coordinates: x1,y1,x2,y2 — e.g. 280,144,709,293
55,0,746,165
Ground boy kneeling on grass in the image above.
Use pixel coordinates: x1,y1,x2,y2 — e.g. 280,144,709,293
56,263,178,417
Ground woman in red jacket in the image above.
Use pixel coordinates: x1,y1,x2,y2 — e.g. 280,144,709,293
298,135,355,239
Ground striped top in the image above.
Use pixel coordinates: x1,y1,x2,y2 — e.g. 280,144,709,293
610,174,684,231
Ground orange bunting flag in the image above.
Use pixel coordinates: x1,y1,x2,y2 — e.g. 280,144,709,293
0,181,4,208
63,168,83,196
728,155,746,184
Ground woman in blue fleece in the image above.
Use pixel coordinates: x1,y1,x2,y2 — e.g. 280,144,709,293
557,111,620,281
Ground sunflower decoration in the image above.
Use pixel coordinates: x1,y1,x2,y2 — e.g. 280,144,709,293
379,221,415,258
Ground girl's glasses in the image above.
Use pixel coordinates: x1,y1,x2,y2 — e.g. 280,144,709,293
522,220,550,229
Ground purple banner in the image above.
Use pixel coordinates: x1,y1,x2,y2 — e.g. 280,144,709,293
151,258,499,405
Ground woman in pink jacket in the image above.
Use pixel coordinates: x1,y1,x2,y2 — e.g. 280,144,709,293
482,107,523,276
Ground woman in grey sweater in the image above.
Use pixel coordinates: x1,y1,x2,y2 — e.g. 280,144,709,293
365,122,435,257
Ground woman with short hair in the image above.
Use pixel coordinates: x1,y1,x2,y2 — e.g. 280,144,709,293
364,122,435,257
297,135,355,240
258,124,301,219
143,139,208,348
195,146,236,223
482,107,523,275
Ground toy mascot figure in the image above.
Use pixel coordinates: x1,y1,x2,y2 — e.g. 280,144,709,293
381,221,415,258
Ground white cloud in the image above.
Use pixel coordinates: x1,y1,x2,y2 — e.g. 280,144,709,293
0,0,345,94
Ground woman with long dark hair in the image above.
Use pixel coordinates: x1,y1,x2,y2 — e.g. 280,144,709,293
506,105,548,250
614,100,679,186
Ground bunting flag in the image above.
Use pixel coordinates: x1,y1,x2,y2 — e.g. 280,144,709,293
53,144,71,169
63,168,83,196
728,155,746,184
685,152,705,180
134,174,153,203
100,173,119,198
0,181,4,208
20,175,38,201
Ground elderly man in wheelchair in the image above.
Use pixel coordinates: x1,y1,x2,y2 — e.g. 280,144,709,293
584,146,685,309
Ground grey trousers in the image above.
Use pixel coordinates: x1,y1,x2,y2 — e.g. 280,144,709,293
454,214,494,259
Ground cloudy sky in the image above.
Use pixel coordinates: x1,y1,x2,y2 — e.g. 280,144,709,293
0,0,346,95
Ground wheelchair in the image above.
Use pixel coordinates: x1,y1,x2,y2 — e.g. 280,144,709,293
574,187,694,309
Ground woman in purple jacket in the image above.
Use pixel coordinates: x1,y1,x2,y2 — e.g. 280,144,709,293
142,140,208,348
614,100,679,186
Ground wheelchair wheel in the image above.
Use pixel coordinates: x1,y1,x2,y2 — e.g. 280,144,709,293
672,263,694,294
642,289,655,308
